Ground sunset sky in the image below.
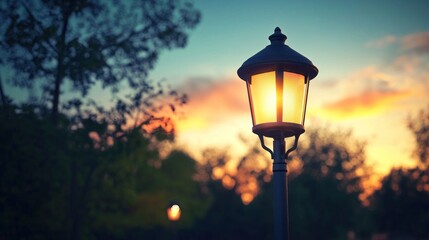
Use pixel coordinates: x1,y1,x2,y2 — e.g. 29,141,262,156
3,1,428,177
149,0,429,176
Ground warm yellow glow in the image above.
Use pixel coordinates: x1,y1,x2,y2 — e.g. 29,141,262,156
282,72,305,124
176,117,208,133
167,204,181,221
319,90,410,120
250,71,305,125
250,71,276,124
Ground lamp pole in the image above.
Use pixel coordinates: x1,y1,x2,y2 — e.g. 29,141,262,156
237,27,318,240
273,137,288,239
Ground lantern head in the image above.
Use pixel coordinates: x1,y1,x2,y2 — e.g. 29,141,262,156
237,27,318,138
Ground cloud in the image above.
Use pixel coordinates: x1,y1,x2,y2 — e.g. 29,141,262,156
400,31,429,54
321,90,410,119
392,55,422,73
367,31,429,54
175,77,249,133
314,59,427,120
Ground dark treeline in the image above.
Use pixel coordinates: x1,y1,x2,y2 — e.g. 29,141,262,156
1,103,429,240
1,1,429,239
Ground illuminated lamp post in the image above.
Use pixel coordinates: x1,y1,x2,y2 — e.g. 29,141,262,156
237,27,318,240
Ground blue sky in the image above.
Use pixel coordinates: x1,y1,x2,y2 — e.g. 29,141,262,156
151,0,429,83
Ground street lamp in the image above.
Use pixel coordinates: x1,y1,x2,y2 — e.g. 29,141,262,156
237,27,318,240
167,202,181,239
167,203,181,221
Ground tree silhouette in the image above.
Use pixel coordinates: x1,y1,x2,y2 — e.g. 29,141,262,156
0,1,202,239
287,126,370,239
88,144,210,239
193,127,370,239
0,104,211,239
370,107,429,239
0,0,200,122
0,105,70,239
408,106,429,165
370,167,429,238
189,145,273,240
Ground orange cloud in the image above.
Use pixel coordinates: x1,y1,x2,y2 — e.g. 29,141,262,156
176,78,249,133
320,90,410,119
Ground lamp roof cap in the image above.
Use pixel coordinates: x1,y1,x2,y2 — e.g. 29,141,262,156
237,27,318,80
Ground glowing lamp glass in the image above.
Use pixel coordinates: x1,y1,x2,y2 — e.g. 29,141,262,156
250,71,276,124
247,70,308,126
282,72,306,124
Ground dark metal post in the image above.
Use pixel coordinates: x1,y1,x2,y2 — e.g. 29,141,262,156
273,137,289,240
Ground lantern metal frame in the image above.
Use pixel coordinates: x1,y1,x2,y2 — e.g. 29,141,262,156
237,27,318,240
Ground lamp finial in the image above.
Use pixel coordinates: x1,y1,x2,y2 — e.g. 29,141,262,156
269,27,287,44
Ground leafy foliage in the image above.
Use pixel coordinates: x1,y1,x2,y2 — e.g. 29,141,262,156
295,126,369,195
408,106,429,165
196,126,370,239
288,126,369,239
369,107,429,239
0,105,210,239
0,0,200,118
370,167,429,238
0,1,204,239
0,105,70,238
